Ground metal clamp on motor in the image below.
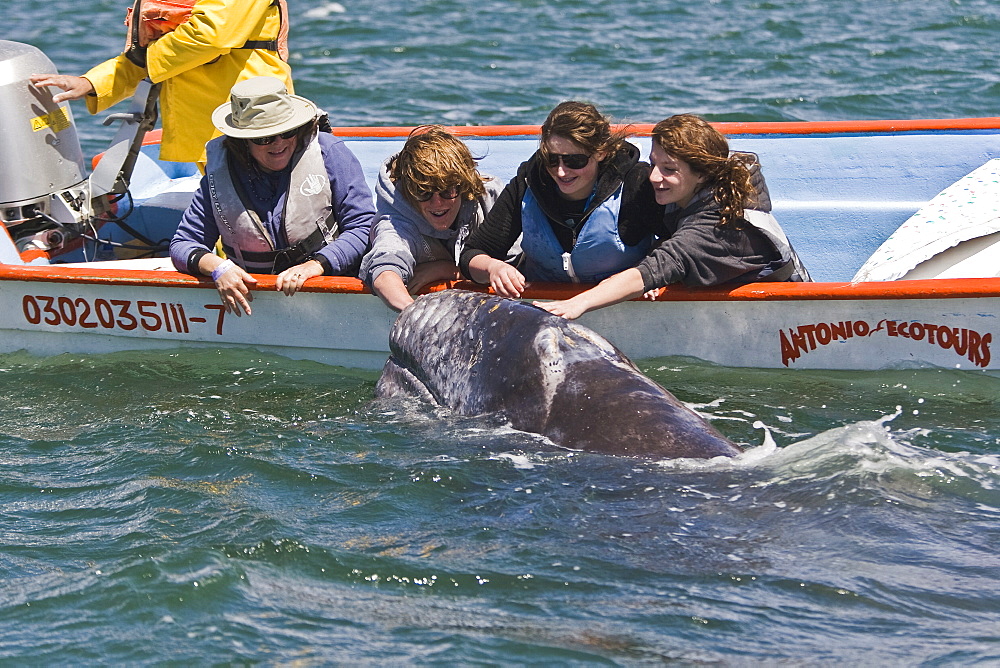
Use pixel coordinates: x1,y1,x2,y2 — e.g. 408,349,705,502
103,112,145,125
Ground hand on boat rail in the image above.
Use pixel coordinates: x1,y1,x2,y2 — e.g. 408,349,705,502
275,259,324,297
208,259,256,316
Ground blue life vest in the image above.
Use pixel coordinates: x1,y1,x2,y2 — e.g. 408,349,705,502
519,185,650,283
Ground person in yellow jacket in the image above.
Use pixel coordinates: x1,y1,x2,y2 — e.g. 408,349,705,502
30,0,292,166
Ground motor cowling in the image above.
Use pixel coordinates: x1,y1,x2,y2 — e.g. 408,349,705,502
0,40,89,253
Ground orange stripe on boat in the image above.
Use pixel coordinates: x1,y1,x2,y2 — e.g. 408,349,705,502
94,118,1000,168
3,263,999,302
327,117,1000,138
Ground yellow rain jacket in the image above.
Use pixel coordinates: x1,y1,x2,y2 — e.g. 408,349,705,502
83,0,293,164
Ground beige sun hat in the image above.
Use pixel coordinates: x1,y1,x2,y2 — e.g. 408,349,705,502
211,76,318,139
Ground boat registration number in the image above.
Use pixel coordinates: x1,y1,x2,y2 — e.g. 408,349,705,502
21,295,227,335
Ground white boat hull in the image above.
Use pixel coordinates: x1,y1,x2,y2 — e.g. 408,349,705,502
2,262,996,371
4,118,1000,372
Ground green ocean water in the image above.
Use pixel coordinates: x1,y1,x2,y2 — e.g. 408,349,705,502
4,0,1000,664
10,0,1000,154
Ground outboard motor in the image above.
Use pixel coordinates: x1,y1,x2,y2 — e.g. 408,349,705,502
0,40,91,254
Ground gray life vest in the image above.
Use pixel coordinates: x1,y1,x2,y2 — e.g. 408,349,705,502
204,134,337,274
742,209,811,282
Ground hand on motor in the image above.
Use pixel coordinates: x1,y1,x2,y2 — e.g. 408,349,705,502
214,263,257,316
275,259,324,296
29,74,95,104
488,262,526,299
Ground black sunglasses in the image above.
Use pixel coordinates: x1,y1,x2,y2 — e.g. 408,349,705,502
544,152,591,170
249,128,299,146
412,186,461,202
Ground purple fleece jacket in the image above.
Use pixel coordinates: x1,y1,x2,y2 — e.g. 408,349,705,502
170,132,374,276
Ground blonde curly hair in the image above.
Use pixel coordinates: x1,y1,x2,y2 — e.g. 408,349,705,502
389,125,488,205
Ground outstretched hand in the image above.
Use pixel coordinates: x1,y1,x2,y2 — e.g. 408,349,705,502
488,262,526,299
533,299,587,320
29,74,95,104
533,268,649,320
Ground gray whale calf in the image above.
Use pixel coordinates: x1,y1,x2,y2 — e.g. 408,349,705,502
375,290,740,459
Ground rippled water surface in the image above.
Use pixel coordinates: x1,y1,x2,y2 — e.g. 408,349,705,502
10,0,1000,155
2,350,999,664
4,0,1000,664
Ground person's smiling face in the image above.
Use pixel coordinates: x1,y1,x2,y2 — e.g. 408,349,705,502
248,132,299,172
543,134,604,201
415,186,462,231
648,143,705,208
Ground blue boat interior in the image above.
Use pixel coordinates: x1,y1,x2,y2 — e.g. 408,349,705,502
7,128,1000,283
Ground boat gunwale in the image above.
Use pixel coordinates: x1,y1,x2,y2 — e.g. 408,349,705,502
127,118,1000,147
330,117,1000,138
3,263,1000,303
23,116,1000,311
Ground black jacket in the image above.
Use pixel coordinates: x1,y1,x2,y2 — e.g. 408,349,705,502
635,159,783,291
459,143,663,278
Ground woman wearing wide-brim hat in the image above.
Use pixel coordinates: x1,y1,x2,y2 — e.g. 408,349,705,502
170,76,375,316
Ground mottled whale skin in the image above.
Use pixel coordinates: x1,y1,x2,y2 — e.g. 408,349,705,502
375,290,740,459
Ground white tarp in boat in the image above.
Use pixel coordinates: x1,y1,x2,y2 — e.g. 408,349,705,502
853,158,1000,282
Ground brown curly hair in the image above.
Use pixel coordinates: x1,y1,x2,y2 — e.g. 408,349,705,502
539,100,631,163
389,125,489,206
651,114,755,228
